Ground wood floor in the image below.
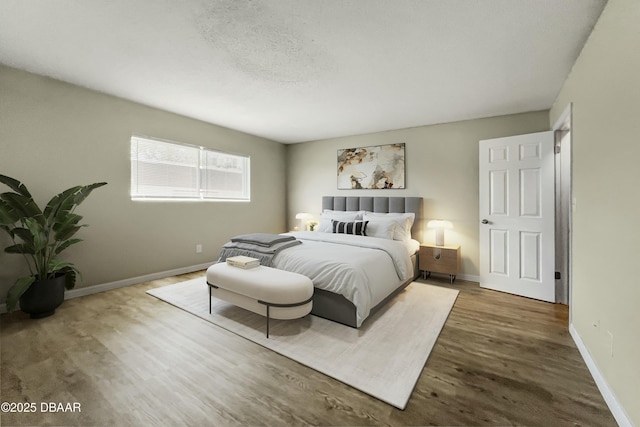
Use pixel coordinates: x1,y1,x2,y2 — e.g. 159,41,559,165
1,272,616,426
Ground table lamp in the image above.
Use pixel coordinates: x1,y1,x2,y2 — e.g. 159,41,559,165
427,219,453,246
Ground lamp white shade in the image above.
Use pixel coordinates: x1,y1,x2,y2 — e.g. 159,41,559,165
427,220,453,246
426,220,453,229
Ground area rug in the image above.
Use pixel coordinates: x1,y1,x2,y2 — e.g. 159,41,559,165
147,276,458,410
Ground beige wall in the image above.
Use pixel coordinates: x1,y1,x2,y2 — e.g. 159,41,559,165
0,65,287,301
286,111,550,279
550,0,639,424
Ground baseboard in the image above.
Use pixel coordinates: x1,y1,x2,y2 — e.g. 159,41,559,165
457,274,480,283
570,323,632,427
0,262,214,315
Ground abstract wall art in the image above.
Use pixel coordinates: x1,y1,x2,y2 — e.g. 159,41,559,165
337,143,405,189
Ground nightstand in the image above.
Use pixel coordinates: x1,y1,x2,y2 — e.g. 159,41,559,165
419,244,460,284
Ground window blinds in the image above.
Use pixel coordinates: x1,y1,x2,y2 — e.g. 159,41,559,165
130,136,250,201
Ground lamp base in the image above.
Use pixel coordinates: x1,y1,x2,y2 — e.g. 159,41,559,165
435,229,444,246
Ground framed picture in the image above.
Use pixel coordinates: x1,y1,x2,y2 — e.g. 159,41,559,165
337,143,405,189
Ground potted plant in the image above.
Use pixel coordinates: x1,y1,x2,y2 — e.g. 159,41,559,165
0,174,107,318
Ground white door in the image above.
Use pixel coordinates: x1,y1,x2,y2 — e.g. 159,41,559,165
479,131,555,302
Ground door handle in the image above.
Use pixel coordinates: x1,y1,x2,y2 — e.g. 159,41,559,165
481,219,489,224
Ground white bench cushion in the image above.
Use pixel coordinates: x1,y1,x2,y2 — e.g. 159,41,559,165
206,263,313,320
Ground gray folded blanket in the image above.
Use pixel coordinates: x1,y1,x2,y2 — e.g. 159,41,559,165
230,233,296,247
218,238,301,267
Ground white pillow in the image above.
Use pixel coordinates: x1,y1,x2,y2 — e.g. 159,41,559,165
363,212,415,241
318,211,361,233
364,218,397,240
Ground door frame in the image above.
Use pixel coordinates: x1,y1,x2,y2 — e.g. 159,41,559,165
553,103,573,323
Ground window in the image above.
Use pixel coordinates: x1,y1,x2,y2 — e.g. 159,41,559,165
130,136,250,201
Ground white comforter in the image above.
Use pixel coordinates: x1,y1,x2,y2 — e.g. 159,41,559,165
273,231,415,327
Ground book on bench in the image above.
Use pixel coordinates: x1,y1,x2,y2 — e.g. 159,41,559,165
226,255,260,269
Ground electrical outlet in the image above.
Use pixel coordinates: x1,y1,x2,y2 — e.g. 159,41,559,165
196,244,202,253
607,331,614,357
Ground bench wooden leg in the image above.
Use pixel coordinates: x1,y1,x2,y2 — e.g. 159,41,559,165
266,305,270,338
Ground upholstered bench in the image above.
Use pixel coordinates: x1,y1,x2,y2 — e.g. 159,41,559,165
206,263,314,338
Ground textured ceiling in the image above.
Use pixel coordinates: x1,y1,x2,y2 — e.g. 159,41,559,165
0,0,606,143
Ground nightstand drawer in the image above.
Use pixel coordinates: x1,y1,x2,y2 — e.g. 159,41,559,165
419,245,460,276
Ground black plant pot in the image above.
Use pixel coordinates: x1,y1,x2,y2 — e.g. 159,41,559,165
19,274,66,319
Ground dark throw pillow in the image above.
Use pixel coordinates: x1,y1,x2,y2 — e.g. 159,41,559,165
331,220,368,236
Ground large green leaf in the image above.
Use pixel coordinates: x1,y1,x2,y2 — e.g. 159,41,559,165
54,238,82,255
24,218,48,253
54,224,83,242
12,227,35,244
43,182,105,228
0,175,33,198
0,192,43,222
5,276,36,312
53,213,82,233
7,226,36,254
5,243,36,255
73,182,107,206
48,261,79,289
48,258,75,273
44,186,81,223
0,199,20,225
63,268,78,290
53,214,84,243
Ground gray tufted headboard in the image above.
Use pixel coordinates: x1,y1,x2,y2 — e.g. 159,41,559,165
322,196,423,240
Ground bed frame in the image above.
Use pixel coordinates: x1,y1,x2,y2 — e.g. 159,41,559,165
311,196,423,328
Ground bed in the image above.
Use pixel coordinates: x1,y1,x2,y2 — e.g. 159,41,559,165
219,196,422,328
